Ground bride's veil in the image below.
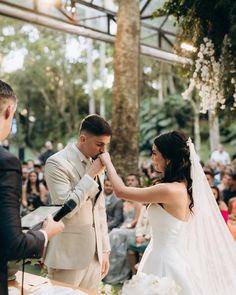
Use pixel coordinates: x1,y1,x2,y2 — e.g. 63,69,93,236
181,138,236,295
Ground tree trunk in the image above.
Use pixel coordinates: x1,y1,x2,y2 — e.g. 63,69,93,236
168,65,176,95
87,38,95,114
110,0,140,177
99,41,106,118
208,111,220,153
158,62,164,104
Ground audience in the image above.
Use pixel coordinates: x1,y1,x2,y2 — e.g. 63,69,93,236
104,178,124,232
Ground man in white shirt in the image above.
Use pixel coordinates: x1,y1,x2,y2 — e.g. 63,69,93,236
211,144,230,166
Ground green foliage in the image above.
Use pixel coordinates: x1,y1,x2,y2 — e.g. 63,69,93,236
139,94,194,155
0,17,113,149
154,0,236,113
154,0,236,54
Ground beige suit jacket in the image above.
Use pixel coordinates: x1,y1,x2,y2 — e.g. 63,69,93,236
44,144,110,270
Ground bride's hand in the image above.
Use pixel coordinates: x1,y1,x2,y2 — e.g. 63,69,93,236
99,152,111,166
87,158,105,178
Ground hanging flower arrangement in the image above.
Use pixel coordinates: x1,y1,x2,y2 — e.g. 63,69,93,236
154,0,236,113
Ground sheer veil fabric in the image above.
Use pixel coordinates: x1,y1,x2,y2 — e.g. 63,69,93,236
181,138,236,295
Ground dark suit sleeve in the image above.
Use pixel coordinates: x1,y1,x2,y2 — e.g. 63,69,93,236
108,200,124,231
0,153,45,260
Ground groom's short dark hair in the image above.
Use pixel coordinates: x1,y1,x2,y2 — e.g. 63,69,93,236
80,114,112,136
0,80,17,113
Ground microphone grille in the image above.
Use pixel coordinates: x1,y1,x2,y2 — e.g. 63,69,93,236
66,199,77,211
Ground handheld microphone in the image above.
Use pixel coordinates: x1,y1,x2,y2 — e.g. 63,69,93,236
30,199,77,230
53,199,77,221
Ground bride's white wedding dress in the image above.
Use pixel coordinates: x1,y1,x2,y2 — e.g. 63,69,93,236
137,139,236,295
138,203,196,295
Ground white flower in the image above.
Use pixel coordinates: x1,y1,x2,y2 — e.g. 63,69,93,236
182,36,235,113
121,273,181,295
197,52,204,59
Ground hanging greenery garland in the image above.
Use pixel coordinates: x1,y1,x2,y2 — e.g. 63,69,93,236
154,0,236,113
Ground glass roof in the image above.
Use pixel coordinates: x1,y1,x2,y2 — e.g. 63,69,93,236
0,0,177,52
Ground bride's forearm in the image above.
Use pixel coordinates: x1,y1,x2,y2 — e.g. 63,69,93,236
105,162,126,197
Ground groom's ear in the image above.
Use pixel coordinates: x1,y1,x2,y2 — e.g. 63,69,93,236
80,133,86,143
4,104,11,120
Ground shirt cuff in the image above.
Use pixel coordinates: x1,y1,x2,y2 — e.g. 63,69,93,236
84,174,98,184
39,229,48,247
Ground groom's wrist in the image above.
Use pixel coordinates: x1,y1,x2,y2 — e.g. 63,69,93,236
103,250,111,255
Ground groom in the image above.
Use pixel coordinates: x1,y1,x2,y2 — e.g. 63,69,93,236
44,114,112,291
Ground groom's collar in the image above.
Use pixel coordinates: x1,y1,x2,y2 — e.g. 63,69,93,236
72,143,91,165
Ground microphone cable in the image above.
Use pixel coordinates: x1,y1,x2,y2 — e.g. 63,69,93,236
21,258,25,295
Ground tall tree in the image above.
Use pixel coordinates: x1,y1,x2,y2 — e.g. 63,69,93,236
110,0,140,177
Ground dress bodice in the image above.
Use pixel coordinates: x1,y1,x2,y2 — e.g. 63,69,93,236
138,203,196,295
147,203,187,249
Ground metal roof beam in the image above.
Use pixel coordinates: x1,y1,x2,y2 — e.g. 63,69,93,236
0,2,190,65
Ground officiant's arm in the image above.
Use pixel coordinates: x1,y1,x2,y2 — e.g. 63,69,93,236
45,158,99,218
100,153,182,205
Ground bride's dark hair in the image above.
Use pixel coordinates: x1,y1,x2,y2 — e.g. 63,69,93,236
154,130,193,212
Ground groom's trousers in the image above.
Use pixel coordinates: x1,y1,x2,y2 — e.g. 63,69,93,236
47,254,101,291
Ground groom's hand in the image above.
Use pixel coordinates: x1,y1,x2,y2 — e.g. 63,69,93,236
101,252,110,278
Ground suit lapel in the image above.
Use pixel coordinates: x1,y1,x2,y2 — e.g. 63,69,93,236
65,144,84,178
65,144,102,205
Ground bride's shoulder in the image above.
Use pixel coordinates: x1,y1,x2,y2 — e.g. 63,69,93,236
154,181,185,189
154,181,187,196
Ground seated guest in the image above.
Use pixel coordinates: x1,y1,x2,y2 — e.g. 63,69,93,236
223,174,236,205
204,168,214,186
21,166,29,186
211,186,228,222
218,170,234,193
21,170,47,213
127,205,151,275
227,198,236,241
104,178,124,232
228,197,236,217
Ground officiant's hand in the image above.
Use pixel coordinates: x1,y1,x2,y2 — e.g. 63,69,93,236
87,158,105,178
42,215,64,240
101,252,110,278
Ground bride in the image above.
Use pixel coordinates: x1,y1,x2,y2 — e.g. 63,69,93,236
99,131,236,295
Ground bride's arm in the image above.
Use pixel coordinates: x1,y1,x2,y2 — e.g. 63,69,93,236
100,153,179,204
